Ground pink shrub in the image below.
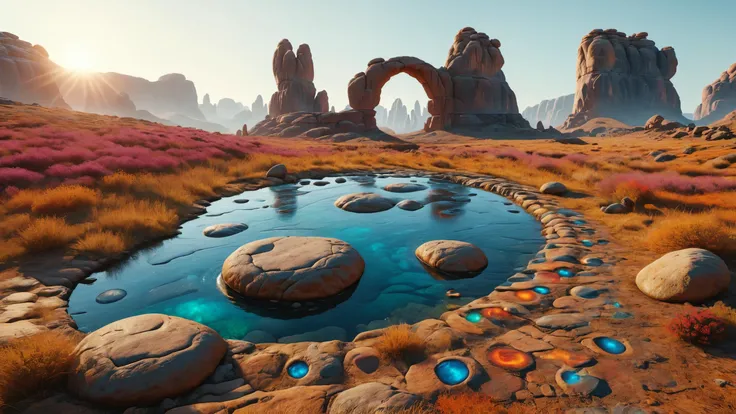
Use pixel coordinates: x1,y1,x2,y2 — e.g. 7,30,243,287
491,148,564,171
0,128,26,140
4,185,20,197
562,153,590,165
598,171,736,195
62,176,96,187
46,162,112,178
0,167,45,186
95,155,181,172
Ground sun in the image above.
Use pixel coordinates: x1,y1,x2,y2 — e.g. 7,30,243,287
61,45,95,72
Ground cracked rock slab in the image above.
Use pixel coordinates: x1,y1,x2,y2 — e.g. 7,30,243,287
329,382,420,413
68,314,227,406
221,236,365,301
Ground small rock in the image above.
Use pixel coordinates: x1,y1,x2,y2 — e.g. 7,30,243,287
313,180,330,186
683,146,696,154
603,203,627,214
95,289,127,304
654,153,677,162
203,223,248,238
397,200,423,211
415,240,488,275
266,164,287,179
715,379,729,387
335,177,347,183
540,182,567,195
446,289,460,298
540,384,556,397
620,197,635,211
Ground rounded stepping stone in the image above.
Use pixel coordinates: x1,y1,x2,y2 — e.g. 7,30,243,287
68,314,227,405
221,236,364,301
415,240,488,276
540,182,567,195
203,223,248,238
335,193,396,213
555,366,600,396
335,177,347,183
266,164,287,179
397,200,423,211
570,286,600,299
233,199,249,204
383,183,428,193
95,289,127,304
313,181,329,186
535,314,589,330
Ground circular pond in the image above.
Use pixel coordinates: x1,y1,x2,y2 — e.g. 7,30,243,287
69,175,543,342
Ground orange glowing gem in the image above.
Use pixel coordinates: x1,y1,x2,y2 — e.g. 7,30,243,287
514,290,537,301
487,347,534,371
481,307,511,319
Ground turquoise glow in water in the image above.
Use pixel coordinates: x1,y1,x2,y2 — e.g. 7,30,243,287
581,240,594,247
613,302,623,308
465,311,483,323
532,286,550,294
435,359,469,385
68,176,542,342
287,361,309,379
561,370,582,385
573,219,586,225
593,336,626,354
557,268,575,277
613,311,633,319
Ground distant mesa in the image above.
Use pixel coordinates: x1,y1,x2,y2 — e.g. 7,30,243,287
522,94,574,129
693,62,736,124
0,31,69,109
562,29,687,129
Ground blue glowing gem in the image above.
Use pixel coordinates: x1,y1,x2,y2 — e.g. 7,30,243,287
573,219,586,225
581,240,594,247
434,359,469,385
287,361,309,379
593,337,626,355
561,370,582,385
532,286,550,295
613,302,623,308
597,239,609,245
465,311,483,323
557,268,575,278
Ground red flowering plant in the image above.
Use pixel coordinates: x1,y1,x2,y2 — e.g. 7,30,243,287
666,307,727,345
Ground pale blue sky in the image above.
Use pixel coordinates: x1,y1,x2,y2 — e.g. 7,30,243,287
2,0,734,113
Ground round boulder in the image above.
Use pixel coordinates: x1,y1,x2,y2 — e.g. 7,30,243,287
203,223,248,238
335,192,396,213
415,240,488,275
636,248,730,302
221,236,365,301
540,182,567,195
266,164,287,179
68,314,227,406
383,183,428,193
397,200,423,211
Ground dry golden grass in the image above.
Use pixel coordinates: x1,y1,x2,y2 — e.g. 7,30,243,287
72,231,128,256
0,214,31,238
434,393,530,414
645,212,736,256
7,185,99,215
710,302,736,327
95,197,178,238
375,324,425,361
0,331,80,407
17,217,85,252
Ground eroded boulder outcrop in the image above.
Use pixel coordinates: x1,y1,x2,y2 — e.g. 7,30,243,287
523,94,575,128
220,237,365,301
0,31,69,108
636,248,730,302
694,62,736,124
269,39,329,117
68,314,227,406
563,29,687,128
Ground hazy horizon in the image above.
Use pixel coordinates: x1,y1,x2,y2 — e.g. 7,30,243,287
3,0,734,113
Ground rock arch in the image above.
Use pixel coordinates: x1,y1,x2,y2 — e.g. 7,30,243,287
348,57,452,131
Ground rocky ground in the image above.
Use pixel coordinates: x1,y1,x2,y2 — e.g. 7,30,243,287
2,164,735,413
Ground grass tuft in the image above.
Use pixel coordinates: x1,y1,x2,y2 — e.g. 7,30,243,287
17,217,84,252
645,212,736,256
72,231,128,256
375,324,425,361
0,331,80,407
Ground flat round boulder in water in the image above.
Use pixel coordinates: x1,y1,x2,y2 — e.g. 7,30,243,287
221,236,365,301
383,183,428,193
96,289,127,304
68,314,227,405
203,223,248,238
397,200,423,211
335,193,396,213
415,240,488,275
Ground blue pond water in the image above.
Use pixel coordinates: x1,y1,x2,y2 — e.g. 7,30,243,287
68,175,542,342
435,359,469,385
561,370,582,385
593,336,626,354
287,361,309,378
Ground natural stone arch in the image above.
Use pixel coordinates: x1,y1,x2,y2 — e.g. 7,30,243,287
348,57,453,132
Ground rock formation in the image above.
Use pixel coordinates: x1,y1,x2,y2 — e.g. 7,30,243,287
216,97,244,120
199,93,216,119
0,31,69,108
269,39,329,117
348,27,529,132
563,29,686,128
101,72,205,120
522,94,574,128
693,62,736,124
251,95,267,120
